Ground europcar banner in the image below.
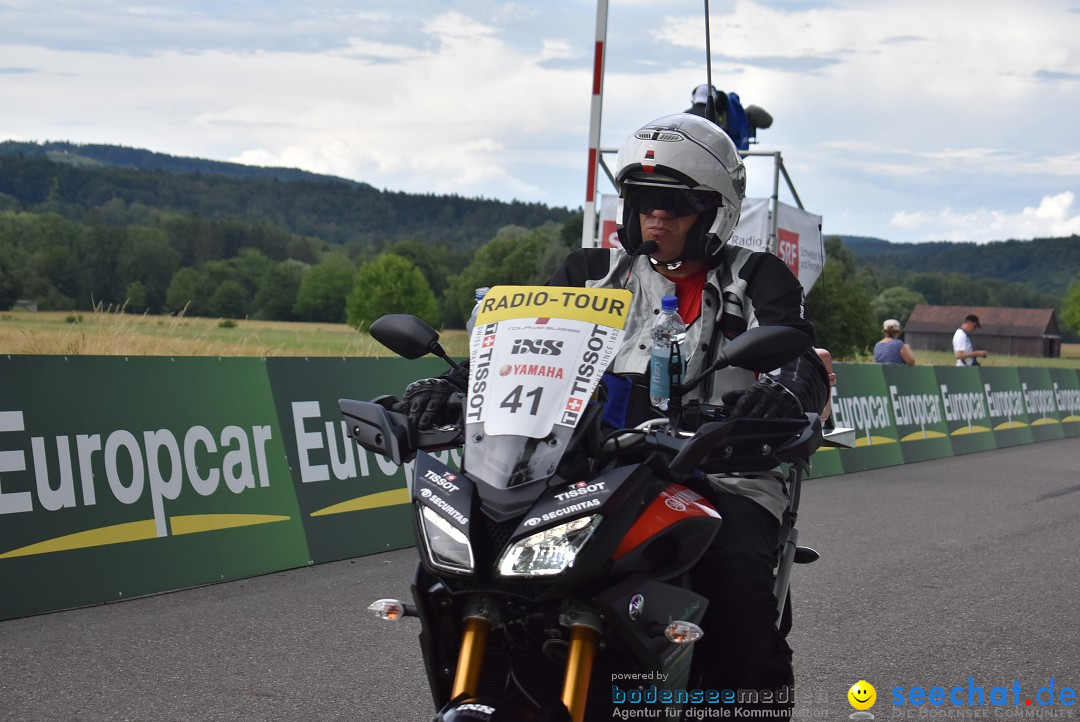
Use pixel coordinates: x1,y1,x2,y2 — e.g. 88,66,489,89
881,365,953,464
265,357,448,563
977,367,1035,448
933,366,998,455
1050,368,1080,438
1017,367,1065,443
0,356,310,619
807,439,844,478
829,364,905,473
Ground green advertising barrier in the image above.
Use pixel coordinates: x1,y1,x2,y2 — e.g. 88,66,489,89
0,356,310,620
977,367,1035,447
264,356,448,564
829,363,905,473
2,355,1079,620
1017,367,1065,442
807,442,844,478
881,365,953,464
933,366,998,456
1050,368,1080,438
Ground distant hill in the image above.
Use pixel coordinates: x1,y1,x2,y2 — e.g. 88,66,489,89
839,234,1080,297
0,140,367,188
0,140,576,248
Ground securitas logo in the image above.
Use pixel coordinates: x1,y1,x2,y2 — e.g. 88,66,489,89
890,678,1077,718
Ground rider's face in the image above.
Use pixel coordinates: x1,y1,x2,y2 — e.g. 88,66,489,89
638,208,700,262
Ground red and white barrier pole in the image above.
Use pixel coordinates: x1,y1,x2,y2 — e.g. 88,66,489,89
581,0,608,249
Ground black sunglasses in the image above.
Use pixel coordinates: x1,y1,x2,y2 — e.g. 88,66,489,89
627,188,714,217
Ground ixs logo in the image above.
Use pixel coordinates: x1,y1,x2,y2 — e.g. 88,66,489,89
511,339,564,356
0,410,280,556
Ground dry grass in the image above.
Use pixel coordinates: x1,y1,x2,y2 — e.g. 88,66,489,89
1,307,1076,367
0,307,471,358
900,347,1080,369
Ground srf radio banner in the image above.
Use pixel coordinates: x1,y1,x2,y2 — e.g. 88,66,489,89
728,198,824,291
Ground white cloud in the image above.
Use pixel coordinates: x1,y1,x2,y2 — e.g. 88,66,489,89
2,0,1080,240
890,191,1080,242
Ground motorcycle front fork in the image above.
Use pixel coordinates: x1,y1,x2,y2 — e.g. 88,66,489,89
450,597,602,722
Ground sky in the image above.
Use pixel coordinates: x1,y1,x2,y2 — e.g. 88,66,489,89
2,0,1079,244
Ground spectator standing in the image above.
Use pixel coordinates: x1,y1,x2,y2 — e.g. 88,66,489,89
953,314,988,367
873,319,915,365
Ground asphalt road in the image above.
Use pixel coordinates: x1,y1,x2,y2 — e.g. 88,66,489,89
2,437,1078,721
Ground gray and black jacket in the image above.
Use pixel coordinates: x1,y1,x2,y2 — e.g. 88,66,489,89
548,244,828,518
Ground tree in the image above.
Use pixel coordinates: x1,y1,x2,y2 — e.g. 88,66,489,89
871,286,926,328
293,254,354,322
0,243,20,310
254,261,303,321
807,237,878,359
444,222,567,327
382,239,459,300
124,280,149,313
209,280,249,319
116,226,180,312
165,267,214,315
346,253,440,330
1062,280,1080,336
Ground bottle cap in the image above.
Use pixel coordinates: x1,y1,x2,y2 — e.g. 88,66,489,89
661,295,678,312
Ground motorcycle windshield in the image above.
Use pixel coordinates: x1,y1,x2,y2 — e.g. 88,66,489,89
463,286,632,489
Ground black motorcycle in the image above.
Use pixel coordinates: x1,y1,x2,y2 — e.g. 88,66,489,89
340,286,851,722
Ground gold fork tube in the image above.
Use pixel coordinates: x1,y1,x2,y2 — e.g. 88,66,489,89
560,625,600,722
450,616,491,699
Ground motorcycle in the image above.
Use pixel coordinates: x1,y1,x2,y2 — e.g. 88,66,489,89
340,286,853,722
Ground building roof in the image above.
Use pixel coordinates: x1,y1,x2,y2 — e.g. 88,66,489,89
905,305,1059,338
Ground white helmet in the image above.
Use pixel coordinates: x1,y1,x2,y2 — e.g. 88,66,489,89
614,113,746,265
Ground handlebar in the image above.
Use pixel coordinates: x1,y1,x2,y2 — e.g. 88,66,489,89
339,396,462,466
340,397,821,473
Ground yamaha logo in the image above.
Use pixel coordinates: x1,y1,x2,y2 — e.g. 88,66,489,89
664,497,687,512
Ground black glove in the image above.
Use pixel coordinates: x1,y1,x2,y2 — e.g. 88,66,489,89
722,376,803,419
399,365,468,430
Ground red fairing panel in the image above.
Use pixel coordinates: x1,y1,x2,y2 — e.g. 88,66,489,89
612,484,721,560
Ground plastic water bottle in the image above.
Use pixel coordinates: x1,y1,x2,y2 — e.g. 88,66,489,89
649,295,686,410
466,286,490,334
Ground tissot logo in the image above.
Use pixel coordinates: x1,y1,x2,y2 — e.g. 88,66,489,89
511,339,563,356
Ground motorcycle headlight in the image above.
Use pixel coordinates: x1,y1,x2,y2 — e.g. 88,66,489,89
496,515,602,578
418,505,475,574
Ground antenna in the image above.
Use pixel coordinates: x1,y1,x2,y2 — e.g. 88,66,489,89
703,0,717,125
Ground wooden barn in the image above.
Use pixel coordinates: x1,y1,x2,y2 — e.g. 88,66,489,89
903,305,1062,358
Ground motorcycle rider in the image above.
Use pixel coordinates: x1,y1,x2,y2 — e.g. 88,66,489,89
401,113,828,718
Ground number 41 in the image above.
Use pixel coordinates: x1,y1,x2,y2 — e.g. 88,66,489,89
500,385,543,415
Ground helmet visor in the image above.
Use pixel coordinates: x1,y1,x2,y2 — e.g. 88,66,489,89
625,187,719,218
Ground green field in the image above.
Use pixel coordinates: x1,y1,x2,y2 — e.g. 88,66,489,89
1,309,1077,368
